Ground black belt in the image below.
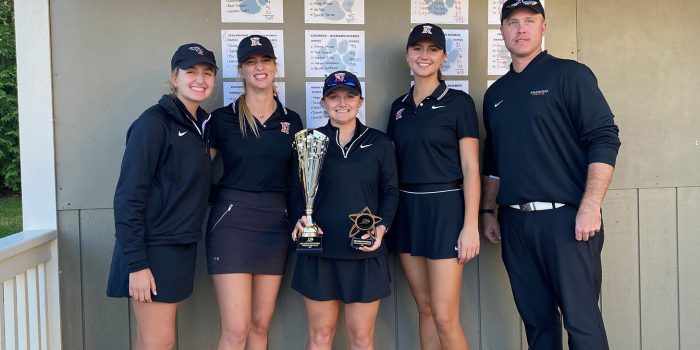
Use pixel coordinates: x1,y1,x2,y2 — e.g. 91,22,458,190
399,181,462,192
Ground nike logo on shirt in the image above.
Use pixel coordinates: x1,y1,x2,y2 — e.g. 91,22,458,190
431,105,446,110
360,144,372,149
178,131,188,137
494,100,504,108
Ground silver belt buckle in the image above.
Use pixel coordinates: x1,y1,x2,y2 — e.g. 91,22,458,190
519,202,535,211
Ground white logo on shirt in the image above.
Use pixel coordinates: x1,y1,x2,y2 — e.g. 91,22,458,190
395,108,405,120
431,105,446,110
494,100,504,108
360,144,372,149
178,131,188,137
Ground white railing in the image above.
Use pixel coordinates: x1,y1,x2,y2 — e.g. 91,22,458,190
0,230,60,350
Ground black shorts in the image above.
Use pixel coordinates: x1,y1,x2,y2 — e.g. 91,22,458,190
106,241,198,303
291,255,391,303
206,189,291,275
395,188,464,259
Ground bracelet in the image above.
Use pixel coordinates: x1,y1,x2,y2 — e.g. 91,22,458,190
479,208,495,214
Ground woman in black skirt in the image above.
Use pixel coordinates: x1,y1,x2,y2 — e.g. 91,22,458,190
386,24,481,349
206,35,303,349
107,43,217,349
291,70,399,350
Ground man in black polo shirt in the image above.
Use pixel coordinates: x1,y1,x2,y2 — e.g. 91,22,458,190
480,1,620,349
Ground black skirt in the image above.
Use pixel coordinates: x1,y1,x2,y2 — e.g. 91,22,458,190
395,188,464,259
206,188,291,275
291,255,391,303
106,241,198,303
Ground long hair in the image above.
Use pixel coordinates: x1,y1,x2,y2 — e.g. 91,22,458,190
237,60,279,139
168,68,178,95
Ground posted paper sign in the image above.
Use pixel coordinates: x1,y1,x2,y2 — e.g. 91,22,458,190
221,0,283,23
411,0,469,24
487,29,510,76
221,30,285,78
305,0,365,24
223,82,286,106
305,31,365,78
446,80,469,94
305,81,366,129
442,30,469,76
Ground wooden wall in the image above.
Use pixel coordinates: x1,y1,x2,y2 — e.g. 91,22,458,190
57,188,700,349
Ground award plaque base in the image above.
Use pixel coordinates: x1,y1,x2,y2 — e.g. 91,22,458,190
350,237,375,249
297,235,323,254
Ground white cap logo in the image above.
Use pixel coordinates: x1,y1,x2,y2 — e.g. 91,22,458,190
189,46,204,55
334,72,346,82
422,25,433,34
250,37,262,46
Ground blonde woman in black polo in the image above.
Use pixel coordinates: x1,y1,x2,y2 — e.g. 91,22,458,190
387,24,481,349
206,35,303,349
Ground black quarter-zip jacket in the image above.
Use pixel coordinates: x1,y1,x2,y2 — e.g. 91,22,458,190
292,119,399,259
482,51,621,207
113,95,212,273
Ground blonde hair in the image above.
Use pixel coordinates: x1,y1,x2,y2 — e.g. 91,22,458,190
237,59,279,139
168,68,178,95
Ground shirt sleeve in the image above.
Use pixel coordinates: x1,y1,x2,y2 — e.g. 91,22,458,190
376,137,399,230
287,116,306,221
567,64,621,166
481,99,499,178
112,114,167,273
455,93,480,139
208,111,221,149
386,100,398,140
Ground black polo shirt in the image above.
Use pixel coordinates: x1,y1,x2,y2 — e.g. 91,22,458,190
209,97,303,193
294,119,399,259
482,51,621,206
387,81,480,185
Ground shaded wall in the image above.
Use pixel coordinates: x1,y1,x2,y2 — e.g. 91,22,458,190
51,0,700,349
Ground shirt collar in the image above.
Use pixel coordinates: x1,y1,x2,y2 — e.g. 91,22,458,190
322,117,367,144
232,94,289,121
401,80,449,106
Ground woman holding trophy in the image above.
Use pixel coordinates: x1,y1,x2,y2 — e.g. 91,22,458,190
291,70,399,350
206,35,303,350
386,23,481,349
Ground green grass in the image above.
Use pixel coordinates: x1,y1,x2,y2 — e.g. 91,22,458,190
0,195,22,238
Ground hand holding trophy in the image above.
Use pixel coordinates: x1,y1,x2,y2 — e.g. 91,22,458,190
348,207,382,249
293,129,329,253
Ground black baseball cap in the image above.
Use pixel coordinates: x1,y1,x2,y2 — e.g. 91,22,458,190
406,23,446,51
171,43,218,70
323,70,362,97
501,0,545,22
237,35,277,63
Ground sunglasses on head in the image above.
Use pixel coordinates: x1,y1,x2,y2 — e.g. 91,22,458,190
325,80,358,88
506,0,539,8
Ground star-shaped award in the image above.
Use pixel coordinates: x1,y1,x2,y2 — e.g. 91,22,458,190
348,207,382,248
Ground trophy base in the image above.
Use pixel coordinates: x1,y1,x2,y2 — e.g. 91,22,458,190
297,235,323,254
350,237,375,249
